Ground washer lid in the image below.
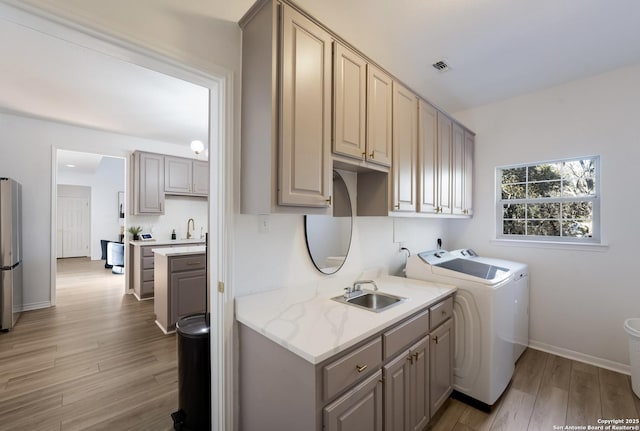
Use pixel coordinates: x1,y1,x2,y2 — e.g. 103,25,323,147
435,258,510,281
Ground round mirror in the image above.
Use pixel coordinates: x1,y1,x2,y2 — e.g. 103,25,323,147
305,170,353,274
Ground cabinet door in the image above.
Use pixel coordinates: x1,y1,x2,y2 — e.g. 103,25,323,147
334,42,367,161
383,351,410,431
165,156,192,194
452,123,465,215
192,161,209,196
170,269,206,325
279,5,332,208
436,113,452,214
366,65,393,166
391,82,417,212
430,319,453,416
409,336,430,431
324,370,383,431
418,99,438,214
137,152,165,214
463,132,474,216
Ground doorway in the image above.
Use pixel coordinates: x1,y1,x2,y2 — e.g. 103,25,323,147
55,151,126,294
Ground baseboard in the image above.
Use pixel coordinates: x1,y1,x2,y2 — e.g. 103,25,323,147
529,340,631,375
20,301,52,312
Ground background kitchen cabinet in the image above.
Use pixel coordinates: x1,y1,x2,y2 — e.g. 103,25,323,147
154,253,206,333
240,0,332,214
132,151,164,214
165,156,208,196
391,82,418,212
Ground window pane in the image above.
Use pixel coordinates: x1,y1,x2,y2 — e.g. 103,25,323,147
529,181,561,198
501,167,526,184
528,203,560,219
562,201,593,219
562,221,593,237
503,220,525,235
527,220,560,236
502,183,526,199
562,160,596,197
528,163,561,181
503,203,525,219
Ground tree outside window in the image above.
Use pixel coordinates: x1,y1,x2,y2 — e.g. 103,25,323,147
497,156,600,242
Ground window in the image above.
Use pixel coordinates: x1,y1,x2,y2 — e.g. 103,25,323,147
496,156,600,243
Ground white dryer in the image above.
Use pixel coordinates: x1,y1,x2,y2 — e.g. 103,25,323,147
405,249,529,407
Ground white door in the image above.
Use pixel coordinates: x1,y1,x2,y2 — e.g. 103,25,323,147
57,195,90,258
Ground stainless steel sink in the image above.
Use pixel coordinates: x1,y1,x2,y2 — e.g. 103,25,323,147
332,290,406,313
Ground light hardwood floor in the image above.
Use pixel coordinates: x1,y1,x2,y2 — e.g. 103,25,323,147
0,258,177,431
426,348,640,431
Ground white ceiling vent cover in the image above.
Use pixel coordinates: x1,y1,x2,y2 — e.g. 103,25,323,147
432,59,451,73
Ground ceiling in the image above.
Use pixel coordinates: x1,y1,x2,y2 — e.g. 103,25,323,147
1,0,640,150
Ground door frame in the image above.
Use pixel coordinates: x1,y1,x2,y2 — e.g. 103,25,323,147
0,2,234,430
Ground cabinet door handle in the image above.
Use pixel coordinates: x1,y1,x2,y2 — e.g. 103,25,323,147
186,261,202,266
394,203,400,209
434,335,439,344
362,152,366,160
355,364,368,373
413,352,419,361
406,355,414,364
326,196,332,205
369,152,374,159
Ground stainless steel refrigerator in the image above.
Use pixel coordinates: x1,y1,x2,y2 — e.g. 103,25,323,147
0,177,23,331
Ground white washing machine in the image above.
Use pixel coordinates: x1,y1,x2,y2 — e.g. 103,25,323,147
405,249,529,407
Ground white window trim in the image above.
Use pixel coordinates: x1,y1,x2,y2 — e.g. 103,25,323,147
495,155,601,244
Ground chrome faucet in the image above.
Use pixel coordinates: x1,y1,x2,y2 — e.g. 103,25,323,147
186,218,195,239
344,280,378,298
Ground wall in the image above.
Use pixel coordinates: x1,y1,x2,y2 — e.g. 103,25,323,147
57,156,125,260
450,64,640,370
234,169,449,297
0,112,204,309
129,196,208,242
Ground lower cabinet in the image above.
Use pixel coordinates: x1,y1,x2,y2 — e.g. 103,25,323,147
324,370,383,431
239,294,454,431
384,335,430,431
430,318,454,416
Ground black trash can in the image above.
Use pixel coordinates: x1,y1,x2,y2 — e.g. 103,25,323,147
172,314,211,431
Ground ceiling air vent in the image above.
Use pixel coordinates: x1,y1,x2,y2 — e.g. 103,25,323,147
432,59,451,73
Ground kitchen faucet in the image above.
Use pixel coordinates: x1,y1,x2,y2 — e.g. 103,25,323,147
186,218,195,239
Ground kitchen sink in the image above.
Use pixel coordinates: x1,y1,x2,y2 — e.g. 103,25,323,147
332,290,406,313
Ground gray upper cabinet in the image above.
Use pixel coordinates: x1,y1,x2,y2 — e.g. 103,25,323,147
133,151,165,214
165,156,208,197
367,65,393,167
452,122,465,215
418,99,438,214
333,42,392,169
437,112,453,215
391,81,418,212
333,42,367,161
463,132,474,216
240,0,332,215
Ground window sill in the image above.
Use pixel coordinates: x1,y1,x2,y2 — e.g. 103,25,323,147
491,239,609,252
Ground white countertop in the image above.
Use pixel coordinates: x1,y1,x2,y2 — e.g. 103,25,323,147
152,245,206,256
129,238,205,247
235,275,456,364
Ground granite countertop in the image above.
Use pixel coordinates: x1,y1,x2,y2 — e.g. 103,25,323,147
129,238,205,247
235,274,456,364
152,245,206,257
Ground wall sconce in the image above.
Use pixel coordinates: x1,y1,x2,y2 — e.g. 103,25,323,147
190,140,205,155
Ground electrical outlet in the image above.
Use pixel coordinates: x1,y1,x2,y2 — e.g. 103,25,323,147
258,215,270,233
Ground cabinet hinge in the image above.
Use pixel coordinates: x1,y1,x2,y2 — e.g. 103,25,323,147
218,281,224,293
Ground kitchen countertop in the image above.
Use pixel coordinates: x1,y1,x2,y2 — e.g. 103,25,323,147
235,274,456,364
152,245,205,257
129,238,205,247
